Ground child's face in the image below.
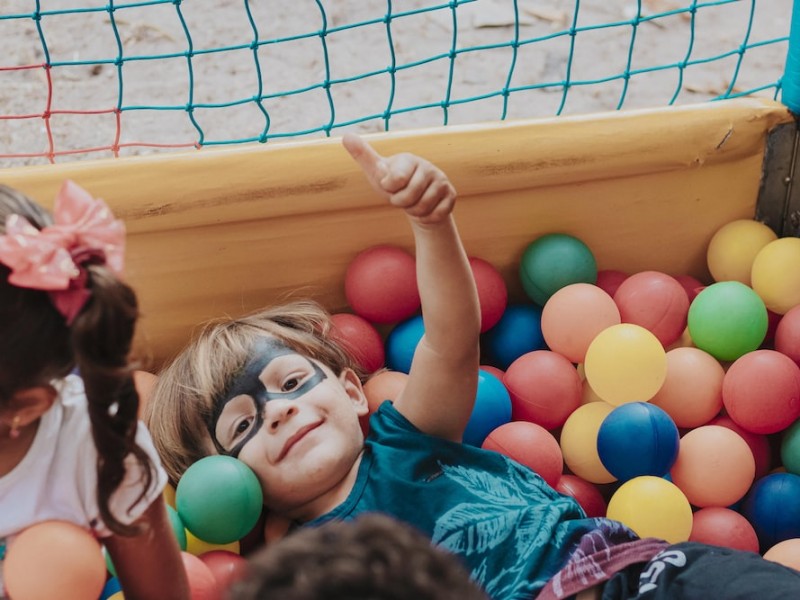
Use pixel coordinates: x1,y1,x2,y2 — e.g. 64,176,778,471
209,336,369,517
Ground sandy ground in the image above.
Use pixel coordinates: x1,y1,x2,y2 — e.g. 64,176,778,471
0,0,792,167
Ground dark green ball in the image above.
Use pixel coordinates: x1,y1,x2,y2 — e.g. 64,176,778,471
519,233,597,306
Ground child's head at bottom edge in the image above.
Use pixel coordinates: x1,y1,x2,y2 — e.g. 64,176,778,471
228,512,489,600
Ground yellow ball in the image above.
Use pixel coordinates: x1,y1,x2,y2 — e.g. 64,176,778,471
584,324,667,405
751,237,800,315
707,219,777,285
107,593,125,600
163,482,177,509
185,529,241,556
607,476,693,543
559,402,616,484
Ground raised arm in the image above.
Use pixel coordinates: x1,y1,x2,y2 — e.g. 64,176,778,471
343,134,481,441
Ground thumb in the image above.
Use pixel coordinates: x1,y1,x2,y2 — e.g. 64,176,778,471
343,133,388,191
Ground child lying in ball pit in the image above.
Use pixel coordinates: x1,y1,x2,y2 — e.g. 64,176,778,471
145,134,800,599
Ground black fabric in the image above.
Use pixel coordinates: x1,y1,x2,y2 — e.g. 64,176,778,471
601,542,800,599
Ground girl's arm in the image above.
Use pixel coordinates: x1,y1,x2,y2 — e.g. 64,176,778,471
344,134,481,442
104,498,190,600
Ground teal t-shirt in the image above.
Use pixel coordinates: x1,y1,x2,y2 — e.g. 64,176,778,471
309,401,630,600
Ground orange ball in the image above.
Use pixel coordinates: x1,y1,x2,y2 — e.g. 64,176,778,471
541,283,621,364
361,370,408,436
482,421,563,487
5,521,106,600
689,507,759,553
649,347,725,428
182,551,222,600
670,425,755,507
763,538,800,571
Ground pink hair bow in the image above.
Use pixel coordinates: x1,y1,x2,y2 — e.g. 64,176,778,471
0,180,125,323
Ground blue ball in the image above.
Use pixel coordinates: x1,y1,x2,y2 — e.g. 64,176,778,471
740,472,800,551
385,314,425,373
482,304,545,370
100,577,122,600
596,402,679,482
463,370,512,447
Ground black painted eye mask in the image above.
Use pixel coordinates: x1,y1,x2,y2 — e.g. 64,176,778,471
207,336,326,457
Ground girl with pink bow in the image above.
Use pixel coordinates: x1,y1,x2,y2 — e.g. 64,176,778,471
0,182,189,599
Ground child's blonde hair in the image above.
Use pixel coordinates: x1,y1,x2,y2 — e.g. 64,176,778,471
145,300,367,485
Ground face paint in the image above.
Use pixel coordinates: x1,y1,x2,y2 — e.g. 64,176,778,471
208,336,327,457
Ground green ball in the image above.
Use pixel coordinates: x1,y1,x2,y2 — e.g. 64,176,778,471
167,505,188,551
519,233,597,306
687,281,768,361
781,419,800,475
176,455,263,545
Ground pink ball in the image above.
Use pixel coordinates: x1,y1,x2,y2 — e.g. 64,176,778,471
555,474,608,518
199,550,248,593
330,312,385,373
722,349,800,434
649,347,725,429
480,364,505,381
775,305,800,366
670,425,756,508
469,256,508,333
504,350,582,430
689,507,759,553
182,551,222,600
613,271,690,347
482,421,563,487
709,414,772,479
541,283,621,364
595,269,628,298
345,245,420,324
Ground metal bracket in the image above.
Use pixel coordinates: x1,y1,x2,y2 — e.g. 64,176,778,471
755,118,800,237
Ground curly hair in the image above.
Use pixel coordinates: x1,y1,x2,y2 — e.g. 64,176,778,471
228,513,489,600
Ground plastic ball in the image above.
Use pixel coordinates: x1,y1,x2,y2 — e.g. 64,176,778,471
687,281,768,361
106,593,124,600
597,402,679,482
780,419,800,475
606,476,693,543
722,349,800,434
4,521,106,600
670,425,755,507
182,551,222,600
706,219,777,285
541,283,621,364
199,550,248,592
741,472,800,551
186,527,241,557
482,304,545,369
176,455,263,545
480,364,505,381
751,237,800,315
482,421,563,487
775,304,800,366
554,474,607,518
673,274,705,302
649,347,725,429
344,245,420,324
613,271,690,347
384,314,425,373
164,482,177,509
763,538,800,571
330,312,385,373
100,577,122,600
362,369,408,433
463,370,512,447
595,269,628,298
689,507,759,553
519,233,597,306
168,504,189,551
469,256,508,332
504,350,582,430
583,323,667,405
709,414,772,479
559,402,616,484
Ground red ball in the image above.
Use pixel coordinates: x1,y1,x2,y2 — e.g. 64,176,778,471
689,507,759,553
504,350,582,430
345,245,420,324
722,349,800,434
182,551,222,600
469,256,508,332
199,550,248,593
775,305,800,366
709,414,772,479
595,269,628,298
674,274,705,302
613,271,690,347
555,474,608,518
330,312,385,373
482,421,563,487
